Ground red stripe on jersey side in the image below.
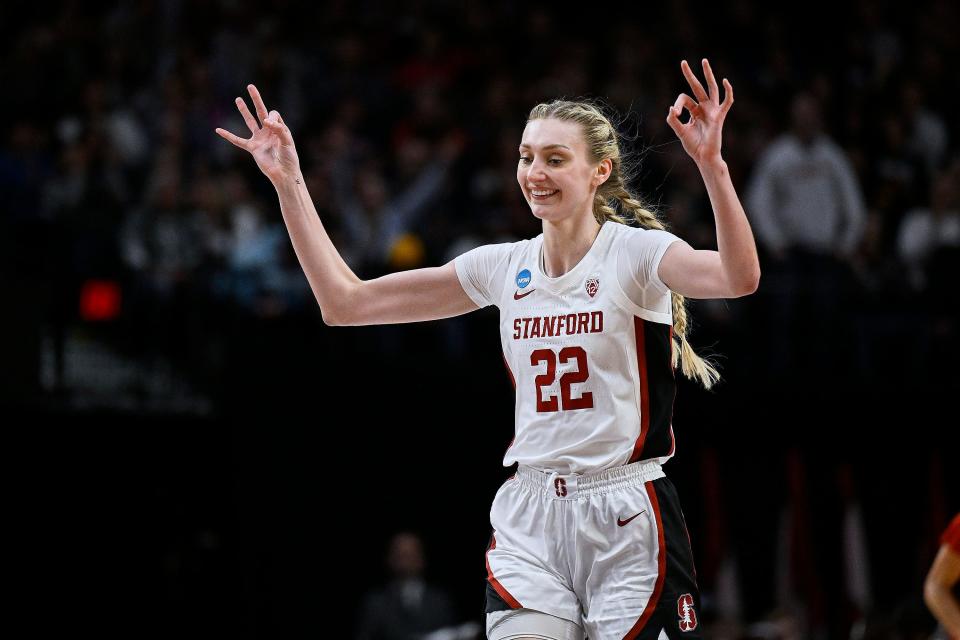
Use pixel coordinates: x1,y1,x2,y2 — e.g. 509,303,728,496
485,533,523,609
668,325,677,457
625,481,667,639
669,325,675,376
629,316,651,463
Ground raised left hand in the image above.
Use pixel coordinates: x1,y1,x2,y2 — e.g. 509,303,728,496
666,58,734,167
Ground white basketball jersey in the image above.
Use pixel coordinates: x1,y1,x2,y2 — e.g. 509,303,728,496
454,220,684,474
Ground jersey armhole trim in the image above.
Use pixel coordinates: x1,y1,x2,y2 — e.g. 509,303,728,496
648,238,684,295
610,272,673,325
454,255,492,309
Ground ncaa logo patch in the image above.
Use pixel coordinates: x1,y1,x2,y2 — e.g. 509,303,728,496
516,269,532,288
677,593,698,632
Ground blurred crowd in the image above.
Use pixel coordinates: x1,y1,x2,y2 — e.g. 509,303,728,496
2,1,958,638
3,0,958,395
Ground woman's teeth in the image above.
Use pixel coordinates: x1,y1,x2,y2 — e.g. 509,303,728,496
532,190,558,198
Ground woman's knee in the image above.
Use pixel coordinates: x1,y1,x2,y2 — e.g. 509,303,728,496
486,608,584,640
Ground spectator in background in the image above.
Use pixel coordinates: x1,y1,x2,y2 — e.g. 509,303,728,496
745,92,867,385
355,531,457,640
896,159,960,382
900,81,949,179
118,158,210,367
896,161,960,295
328,127,464,278
924,513,960,640
199,169,312,316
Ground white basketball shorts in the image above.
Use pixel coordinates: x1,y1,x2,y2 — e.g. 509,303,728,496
483,459,703,639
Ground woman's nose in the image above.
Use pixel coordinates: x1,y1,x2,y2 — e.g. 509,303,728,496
528,160,548,178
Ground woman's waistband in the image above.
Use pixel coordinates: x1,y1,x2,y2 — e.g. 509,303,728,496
513,459,666,499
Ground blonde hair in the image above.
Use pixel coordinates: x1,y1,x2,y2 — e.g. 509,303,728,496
527,99,721,389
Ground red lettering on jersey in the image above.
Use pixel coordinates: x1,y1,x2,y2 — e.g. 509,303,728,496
511,311,604,340
544,316,557,337
577,313,589,334
522,317,532,339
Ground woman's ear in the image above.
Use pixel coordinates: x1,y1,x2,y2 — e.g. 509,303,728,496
594,158,612,187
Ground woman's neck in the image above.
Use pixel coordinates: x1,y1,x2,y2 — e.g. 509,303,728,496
541,215,603,278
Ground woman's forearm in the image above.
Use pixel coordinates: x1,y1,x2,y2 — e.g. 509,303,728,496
925,582,960,638
699,158,761,293
925,545,960,638
273,174,361,321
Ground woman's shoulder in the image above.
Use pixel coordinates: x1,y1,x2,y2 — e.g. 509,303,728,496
614,222,680,243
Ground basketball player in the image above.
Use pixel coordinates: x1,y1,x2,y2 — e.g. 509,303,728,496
216,58,759,640
925,513,960,639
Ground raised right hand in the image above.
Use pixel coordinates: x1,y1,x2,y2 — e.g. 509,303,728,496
215,84,301,184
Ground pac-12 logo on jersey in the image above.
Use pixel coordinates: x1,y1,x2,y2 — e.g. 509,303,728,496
585,277,600,298
516,269,532,288
677,594,698,632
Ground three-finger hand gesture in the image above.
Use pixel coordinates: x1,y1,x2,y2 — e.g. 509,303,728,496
215,84,301,184
666,59,733,167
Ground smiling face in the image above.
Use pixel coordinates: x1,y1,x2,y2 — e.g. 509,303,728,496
517,118,610,224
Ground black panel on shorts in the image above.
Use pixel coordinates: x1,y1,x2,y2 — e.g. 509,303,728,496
636,476,703,640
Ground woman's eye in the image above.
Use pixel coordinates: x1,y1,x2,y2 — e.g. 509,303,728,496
518,157,562,165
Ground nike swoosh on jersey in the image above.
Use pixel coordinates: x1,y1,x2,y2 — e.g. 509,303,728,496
617,510,647,527
514,289,535,300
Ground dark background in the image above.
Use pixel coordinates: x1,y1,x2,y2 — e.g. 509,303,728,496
3,1,958,638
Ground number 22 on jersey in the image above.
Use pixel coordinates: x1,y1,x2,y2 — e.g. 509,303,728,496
530,346,593,412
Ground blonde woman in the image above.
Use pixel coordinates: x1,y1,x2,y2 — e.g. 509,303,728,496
217,57,759,640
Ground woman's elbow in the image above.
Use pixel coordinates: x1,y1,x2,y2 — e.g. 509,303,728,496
729,270,760,297
923,578,940,611
321,305,346,326
746,269,761,294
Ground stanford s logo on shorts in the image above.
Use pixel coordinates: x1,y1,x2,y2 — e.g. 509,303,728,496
677,593,698,632
554,478,567,497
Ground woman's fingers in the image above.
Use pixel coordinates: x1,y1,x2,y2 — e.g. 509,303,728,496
666,105,683,134
702,59,719,103
215,127,249,150
672,93,699,119
680,60,709,103
666,95,695,135
216,87,294,158
236,97,260,134
721,78,734,114
265,110,294,145
247,84,270,126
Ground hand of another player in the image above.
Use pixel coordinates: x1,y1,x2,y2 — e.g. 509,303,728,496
215,84,301,184
666,59,733,168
